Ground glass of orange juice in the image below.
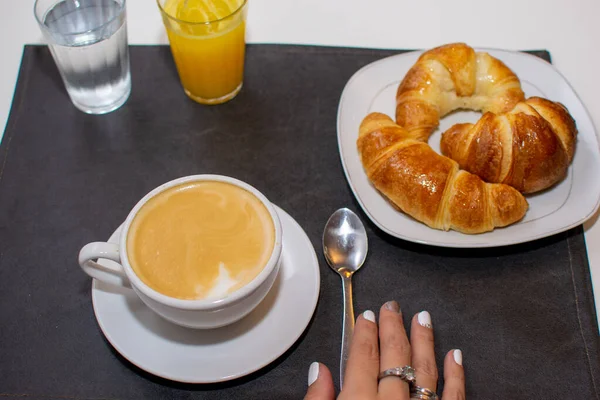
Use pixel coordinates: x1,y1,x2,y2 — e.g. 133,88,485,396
157,0,248,104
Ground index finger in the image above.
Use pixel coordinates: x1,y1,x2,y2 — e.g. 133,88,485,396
340,310,379,397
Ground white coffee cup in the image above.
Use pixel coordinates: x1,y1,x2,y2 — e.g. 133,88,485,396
78,175,283,329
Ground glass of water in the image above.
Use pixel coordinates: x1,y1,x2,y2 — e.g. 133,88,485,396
34,0,131,114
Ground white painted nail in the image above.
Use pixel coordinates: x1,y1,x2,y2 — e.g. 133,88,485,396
308,362,319,386
453,349,463,366
363,310,376,323
418,311,432,329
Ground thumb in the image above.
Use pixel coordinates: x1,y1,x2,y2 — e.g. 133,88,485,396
303,362,335,400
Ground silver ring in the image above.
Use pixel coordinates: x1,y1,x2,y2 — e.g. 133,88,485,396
377,365,416,384
410,385,439,400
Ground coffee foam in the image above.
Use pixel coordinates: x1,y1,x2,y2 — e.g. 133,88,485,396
200,262,237,299
127,181,275,300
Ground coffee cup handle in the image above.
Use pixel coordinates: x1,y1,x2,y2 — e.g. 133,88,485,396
78,242,130,287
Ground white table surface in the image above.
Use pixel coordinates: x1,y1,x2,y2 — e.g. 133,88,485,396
2,0,599,325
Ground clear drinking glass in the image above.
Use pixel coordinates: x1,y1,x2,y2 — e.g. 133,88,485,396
34,0,131,114
157,0,248,105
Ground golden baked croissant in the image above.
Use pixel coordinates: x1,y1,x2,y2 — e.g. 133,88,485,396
357,113,528,234
441,97,577,193
396,42,577,193
396,43,525,141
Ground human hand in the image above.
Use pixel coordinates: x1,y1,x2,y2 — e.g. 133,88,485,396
303,301,465,399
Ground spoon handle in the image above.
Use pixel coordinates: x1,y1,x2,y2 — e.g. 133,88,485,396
340,274,355,388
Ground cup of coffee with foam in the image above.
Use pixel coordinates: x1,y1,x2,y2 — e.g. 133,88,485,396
78,175,282,329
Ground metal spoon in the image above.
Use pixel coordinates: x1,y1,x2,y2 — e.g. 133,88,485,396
323,208,368,388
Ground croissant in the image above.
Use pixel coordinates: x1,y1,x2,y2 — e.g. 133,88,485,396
396,43,525,141
441,97,577,193
357,113,528,234
396,43,577,193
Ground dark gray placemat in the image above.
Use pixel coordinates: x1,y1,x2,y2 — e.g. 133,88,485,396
0,44,598,399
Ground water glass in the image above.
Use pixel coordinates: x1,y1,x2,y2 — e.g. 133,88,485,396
34,0,131,114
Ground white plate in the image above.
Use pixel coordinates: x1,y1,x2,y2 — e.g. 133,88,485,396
92,205,320,383
337,48,600,248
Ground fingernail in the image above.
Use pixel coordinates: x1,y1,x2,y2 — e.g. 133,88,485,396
453,349,463,366
308,362,319,386
418,311,432,329
384,300,400,313
363,310,376,323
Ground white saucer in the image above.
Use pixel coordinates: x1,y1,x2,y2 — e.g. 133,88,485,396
91,205,320,383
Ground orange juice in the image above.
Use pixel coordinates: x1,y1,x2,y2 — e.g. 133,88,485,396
159,0,247,104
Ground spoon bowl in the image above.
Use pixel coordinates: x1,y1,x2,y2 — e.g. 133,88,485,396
323,208,368,275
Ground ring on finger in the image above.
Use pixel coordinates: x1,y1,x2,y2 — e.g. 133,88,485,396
410,385,439,400
377,365,416,384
